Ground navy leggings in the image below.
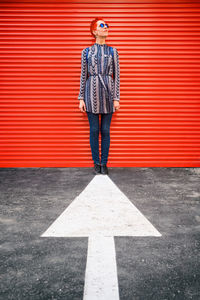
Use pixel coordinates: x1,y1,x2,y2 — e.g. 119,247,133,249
86,112,113,165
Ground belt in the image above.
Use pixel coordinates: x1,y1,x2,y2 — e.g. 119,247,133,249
90,74,111,76
89,74,111,95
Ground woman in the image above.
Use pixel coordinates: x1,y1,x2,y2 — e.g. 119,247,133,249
78,17,120,175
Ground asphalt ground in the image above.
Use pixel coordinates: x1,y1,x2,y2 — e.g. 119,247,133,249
0,167,200,300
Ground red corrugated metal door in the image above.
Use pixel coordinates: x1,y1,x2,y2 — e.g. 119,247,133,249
1,1,200,167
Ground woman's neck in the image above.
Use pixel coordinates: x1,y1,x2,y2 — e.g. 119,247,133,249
95,38,106,45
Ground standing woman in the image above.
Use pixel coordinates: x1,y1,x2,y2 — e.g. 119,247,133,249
78,17,120,175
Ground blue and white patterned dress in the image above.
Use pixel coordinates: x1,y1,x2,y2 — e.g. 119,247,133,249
78,42,120,114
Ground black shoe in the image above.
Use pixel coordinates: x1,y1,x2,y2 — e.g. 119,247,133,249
101,164,108,175
94,163,101,174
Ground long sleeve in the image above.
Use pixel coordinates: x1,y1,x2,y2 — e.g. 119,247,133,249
113,47,120,101
78,48,88,101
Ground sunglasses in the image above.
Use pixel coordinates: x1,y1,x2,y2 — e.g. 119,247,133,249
98,23,109,29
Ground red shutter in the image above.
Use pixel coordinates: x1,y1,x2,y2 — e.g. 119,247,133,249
1,1,200,167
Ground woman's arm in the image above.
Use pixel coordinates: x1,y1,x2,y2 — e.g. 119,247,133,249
113,47,120,101
78,48,88,101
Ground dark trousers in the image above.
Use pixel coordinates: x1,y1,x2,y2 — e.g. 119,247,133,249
86,112,113,165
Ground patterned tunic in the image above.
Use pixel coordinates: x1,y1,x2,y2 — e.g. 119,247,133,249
78,42,120,114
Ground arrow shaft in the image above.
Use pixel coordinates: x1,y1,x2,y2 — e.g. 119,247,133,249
83,235,120,300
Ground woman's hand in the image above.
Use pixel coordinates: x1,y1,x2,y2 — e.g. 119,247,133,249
79,99,86,113
113,100,120,111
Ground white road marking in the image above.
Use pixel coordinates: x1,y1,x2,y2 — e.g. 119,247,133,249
83,236,119,299
41,174,162,299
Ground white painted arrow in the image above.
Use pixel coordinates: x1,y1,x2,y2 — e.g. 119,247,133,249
41,174,162,299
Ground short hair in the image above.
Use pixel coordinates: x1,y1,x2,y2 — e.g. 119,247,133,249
90,17,105,38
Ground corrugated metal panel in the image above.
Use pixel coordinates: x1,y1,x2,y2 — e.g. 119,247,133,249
0,0,200,167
